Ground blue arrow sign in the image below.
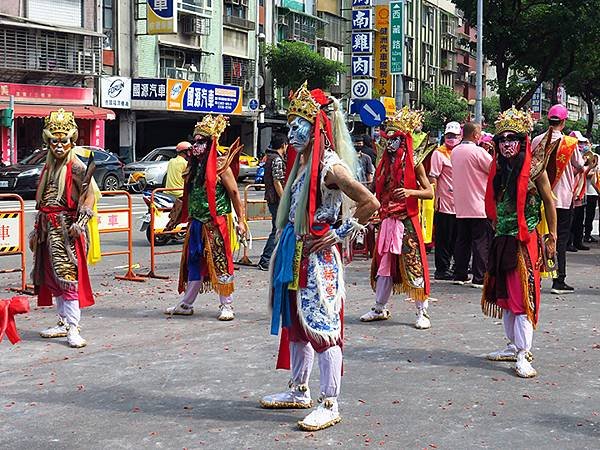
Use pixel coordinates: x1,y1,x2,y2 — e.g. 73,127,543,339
359,99,386,127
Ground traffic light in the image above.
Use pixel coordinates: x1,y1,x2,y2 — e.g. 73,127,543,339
0,108,13,128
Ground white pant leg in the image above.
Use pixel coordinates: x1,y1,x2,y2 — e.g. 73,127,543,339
62,300,81,327
291,341,315,385
181,280,203,306
375,276,394,307
219,294,232,305
503,309,516,343
55,296,65,318
513,314,533,352
318,345,342,398
416,299,429,311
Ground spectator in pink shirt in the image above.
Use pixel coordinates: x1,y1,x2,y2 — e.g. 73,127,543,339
429,121,461,280
450,122,493,288
530,104,584,294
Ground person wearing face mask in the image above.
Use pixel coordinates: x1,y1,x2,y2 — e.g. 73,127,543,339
30,109,101,348
163,114,247,321
530,104,583,294
428,121,460,280
450,122,493,288
482,108,557,378
359,107,435,329
260,83,379,431
567,131,592,251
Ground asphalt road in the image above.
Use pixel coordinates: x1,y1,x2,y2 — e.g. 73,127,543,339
0,192,599,449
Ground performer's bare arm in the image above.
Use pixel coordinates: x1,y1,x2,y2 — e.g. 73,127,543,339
536,170,557,258
395,164,434,200
220,167,248,235
274,180,284,198
307,164,379,253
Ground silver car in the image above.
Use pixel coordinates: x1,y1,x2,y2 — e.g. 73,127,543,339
124,146,176,193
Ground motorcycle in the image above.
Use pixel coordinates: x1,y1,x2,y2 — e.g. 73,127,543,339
253,161,265,190
140,190,187,245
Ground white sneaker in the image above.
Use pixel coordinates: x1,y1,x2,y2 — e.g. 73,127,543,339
218,304,235,321
414,308,431,329
486,343,517,361
260,381,313,409
298,396,341,431
515,350,537,378
360,305,391,322
66,326,87,348
164,303,194,316
40,318,68,338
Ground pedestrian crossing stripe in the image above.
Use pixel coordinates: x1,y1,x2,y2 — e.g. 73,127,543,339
0,246,19,254
0,213,19,219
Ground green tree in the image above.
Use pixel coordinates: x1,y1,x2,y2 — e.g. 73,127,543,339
454,0,600,110
482,95,501,131
265,41,345,92
421,86,469,133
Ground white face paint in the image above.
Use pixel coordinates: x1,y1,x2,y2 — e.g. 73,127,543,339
287,116,313,153
497,132,520,159
48,132,73,160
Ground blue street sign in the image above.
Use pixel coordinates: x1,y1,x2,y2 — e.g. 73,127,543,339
248,98,259,111
359,99,386,127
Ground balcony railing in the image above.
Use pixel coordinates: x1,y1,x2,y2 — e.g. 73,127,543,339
223,15,256,31
160,66,207,82
0,26,102,77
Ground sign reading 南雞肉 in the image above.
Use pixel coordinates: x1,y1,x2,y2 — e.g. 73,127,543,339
147,0,177,34
166,80,243,115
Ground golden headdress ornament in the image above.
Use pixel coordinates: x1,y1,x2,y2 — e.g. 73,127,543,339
42,108,78,142
495,107,534,135
287,81,321,124
193,114,228,140
384,106,423,133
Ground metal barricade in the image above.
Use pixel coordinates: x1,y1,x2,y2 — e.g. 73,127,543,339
0,194,28,293
97,190,146,282
142,187,184,279
238,183,271,265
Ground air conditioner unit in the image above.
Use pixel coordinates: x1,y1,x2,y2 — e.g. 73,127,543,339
407,80,415,91
77,51,96,74
182,16,201,35
323,47,331,59
338,50,344,63
331,47,338,61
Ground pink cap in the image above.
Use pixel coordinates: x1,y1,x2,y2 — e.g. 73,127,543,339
548,104,568,120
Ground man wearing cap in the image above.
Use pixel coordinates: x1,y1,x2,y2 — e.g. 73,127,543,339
428,121,461,280
451,122,493,288
164,141,191,199
531,104,583,294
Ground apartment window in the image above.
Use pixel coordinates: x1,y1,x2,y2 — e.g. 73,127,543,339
223,55,255,88
103,0,114,49
159,47,204,80
441,14,448,34
27,0,83,28
179,0,212,15
406,0,413,21
225,0,248,19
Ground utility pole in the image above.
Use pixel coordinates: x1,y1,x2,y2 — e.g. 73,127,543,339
474,0,483,123
252,0,261,158
9,95,15,164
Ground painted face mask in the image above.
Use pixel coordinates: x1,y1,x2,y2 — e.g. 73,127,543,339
378,129,404,154
498,133,520,159
578,142,590,153
191,135,210,157
48,132,73,160
287,116,313,153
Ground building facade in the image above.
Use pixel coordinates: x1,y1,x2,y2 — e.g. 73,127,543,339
0,0,114,164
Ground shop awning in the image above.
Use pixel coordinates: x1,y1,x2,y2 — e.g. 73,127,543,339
7,105,116,120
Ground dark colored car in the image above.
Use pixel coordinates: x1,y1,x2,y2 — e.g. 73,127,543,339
0,146,125,198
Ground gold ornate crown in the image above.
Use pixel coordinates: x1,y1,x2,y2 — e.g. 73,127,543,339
287,81,320,124
43,108,78,136
495,107,534,134
193,114,228,139
384,106,423,133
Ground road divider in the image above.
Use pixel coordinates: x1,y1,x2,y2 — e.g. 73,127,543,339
0,193,29,293
97,190,146,282
238,184,270,265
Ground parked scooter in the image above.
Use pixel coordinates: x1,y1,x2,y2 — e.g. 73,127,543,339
140,190,187,245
